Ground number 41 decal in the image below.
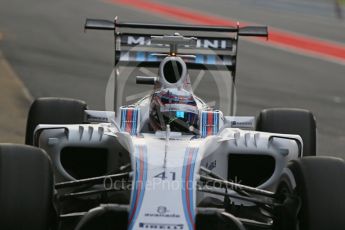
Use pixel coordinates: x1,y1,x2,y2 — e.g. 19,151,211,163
154,171,176,181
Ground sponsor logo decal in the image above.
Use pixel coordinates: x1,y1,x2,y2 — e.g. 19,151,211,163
139,222,184,229
205,160,216,171
86,114,108,122
157,206,167,214
144,206,180,218
125,36,230,50
231,121,253,126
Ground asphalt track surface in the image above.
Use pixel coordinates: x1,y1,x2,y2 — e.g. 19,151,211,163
0,0,345,159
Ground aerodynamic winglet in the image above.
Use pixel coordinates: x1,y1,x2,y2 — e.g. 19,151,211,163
238,26,268,37
84,19,115,31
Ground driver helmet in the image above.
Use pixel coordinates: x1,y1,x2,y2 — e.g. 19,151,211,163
149,88,199,133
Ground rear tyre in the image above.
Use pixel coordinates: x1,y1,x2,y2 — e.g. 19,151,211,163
25,97,88,145
256,108,316,156
0,144,55,230
277,157,345,230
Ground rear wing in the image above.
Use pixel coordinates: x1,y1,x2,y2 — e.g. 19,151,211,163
85,18,268,34
84,18,268,73
84,17,268,114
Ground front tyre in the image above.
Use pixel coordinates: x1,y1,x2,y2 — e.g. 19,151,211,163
0,144,55,230
277,157,345,230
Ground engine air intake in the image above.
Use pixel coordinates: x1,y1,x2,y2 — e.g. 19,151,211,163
163,60,183,84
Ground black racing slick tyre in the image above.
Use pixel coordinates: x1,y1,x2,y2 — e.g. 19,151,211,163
0,144,55,230
75,205,128,230
277,157,345,230
256,108,316,156
25,97,88,145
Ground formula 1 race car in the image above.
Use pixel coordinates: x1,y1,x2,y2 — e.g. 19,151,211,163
1,18,344,230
